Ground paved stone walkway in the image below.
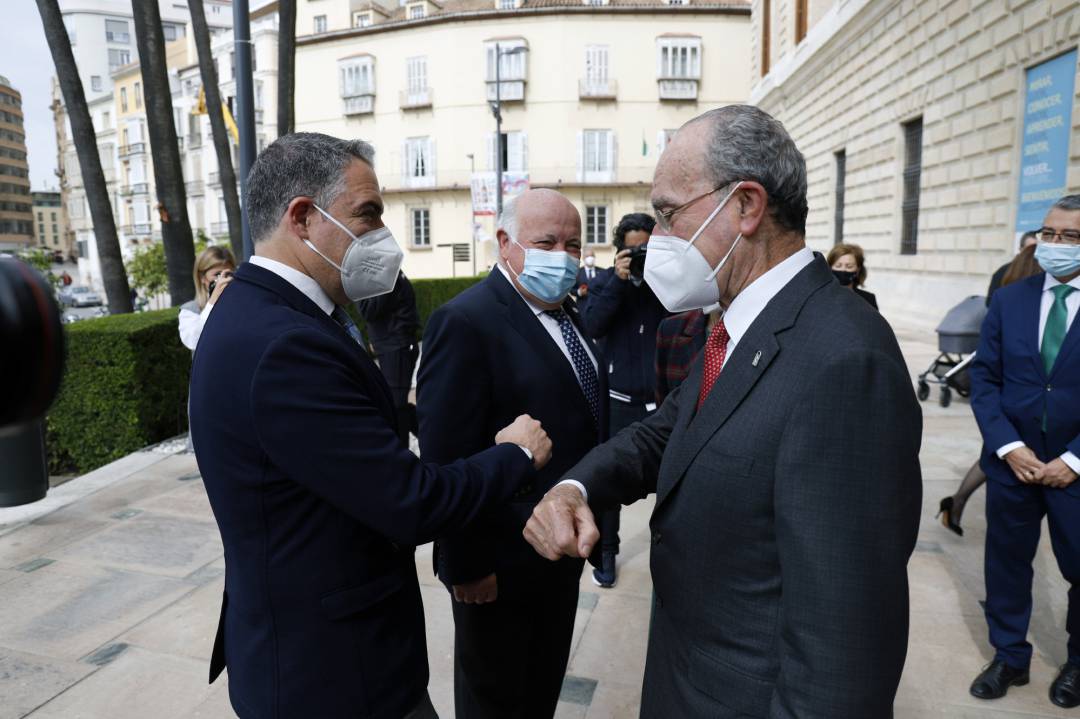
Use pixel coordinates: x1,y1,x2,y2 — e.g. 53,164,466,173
0,324,1073,718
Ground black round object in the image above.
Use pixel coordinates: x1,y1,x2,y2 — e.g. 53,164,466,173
0,257,66,427
940,387,952,408
917,381,930,402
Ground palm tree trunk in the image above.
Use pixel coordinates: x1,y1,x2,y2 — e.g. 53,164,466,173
36,0,132,314
277,0,296,136
131,0,196,306
189,0,243,260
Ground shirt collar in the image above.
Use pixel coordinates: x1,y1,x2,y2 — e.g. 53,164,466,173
1043,272,1080,291
496,263,548,318
722,247,815,346
250,255,336,316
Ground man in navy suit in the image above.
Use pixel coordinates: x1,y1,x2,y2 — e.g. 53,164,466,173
574,246,601,309
189,133,552,719
417,189,606,718
969,194,1080,708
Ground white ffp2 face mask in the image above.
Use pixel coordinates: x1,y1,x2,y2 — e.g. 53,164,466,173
644,181,744,313
305,204,404,302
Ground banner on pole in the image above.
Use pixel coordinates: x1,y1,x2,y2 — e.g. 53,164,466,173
470,172,530,216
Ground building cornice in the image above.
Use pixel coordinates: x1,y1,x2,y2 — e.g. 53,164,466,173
299,4,751,46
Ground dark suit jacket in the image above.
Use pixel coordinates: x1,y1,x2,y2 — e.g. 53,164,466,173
970,273,1080,496
417,270,607,585
189,262,534,719
562,256,922,718
355,270,420,354
654,309,707,404
855,286,878,309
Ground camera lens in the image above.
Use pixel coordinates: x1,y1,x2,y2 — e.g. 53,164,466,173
0,258,66,427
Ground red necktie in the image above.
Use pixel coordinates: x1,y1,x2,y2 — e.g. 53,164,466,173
697,318,730,410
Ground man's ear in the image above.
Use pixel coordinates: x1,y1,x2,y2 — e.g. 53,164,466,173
285,197,316,240
735,182,769,238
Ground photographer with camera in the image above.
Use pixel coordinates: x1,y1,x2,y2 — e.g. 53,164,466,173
178,245,236,352
580,212,670,587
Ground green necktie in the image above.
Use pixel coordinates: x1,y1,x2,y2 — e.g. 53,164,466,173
1041,284,1076,376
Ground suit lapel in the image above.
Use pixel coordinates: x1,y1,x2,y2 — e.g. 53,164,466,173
655,257,832,510
1017,275,1047,380
488,272,596,422
1049,282,1080,378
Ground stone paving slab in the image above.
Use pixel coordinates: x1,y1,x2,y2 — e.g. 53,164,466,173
0,646,95,719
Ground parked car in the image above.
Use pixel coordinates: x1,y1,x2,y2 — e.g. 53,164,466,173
63,286,103,308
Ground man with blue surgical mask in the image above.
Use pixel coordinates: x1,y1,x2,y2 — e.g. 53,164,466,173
968,194,1080,708
417,188,609,719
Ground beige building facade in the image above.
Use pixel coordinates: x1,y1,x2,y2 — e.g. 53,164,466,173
0,75,34,251
295,0,752,278
750,0,1080,326
31,191,67,254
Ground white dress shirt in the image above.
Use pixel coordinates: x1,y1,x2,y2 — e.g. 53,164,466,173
996,272,1080,474
250,255,336,315
178,303,213,351
561,246,815,501
496,264,598,375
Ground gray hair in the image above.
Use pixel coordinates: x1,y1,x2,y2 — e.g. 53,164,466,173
689,105,808,234
496,194,520,240
1053,194,1080,212
247,132,375,243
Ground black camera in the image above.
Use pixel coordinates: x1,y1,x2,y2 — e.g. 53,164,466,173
208,270,233,296
627,245,648,282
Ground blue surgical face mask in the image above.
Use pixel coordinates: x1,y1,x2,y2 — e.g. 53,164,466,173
1035,241,1080,278
506,238,580,304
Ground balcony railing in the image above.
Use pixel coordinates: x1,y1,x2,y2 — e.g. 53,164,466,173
658,78,699,101
579,78,617,100
118,142,146,158
400,88,433,109
128,222,151,235
485,80,525,102
342,94,375,116
186,180,205,195
130,182,149,195
210,221,230,235
208,171,220,188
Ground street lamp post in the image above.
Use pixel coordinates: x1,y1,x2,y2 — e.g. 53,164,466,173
466,152,477,275
491,44,528,221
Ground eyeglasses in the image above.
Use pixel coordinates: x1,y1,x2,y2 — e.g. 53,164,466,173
656,185,726,233
1037,227,1080,245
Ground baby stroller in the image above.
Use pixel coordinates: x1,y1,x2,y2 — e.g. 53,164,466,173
917,295,986,408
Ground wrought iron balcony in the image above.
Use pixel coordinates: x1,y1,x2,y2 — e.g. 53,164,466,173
118,142,146,158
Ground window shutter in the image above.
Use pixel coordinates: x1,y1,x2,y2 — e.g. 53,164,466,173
576,131,584,182
509,132,524,172
427,137,436,184
486,133,497,171
520,132,528,172
657,130,666,154
605,131,616,177
401,140,409,183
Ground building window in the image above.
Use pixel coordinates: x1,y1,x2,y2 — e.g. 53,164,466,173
407,3,425,19
834,150,845,245
162,23,183,42
406,56,427,95
583,0,608,5
134,82,142,109
314,15,328,33
52,224,58,234
485,41,528,82
404,137,435,187
658,128,677,153
657,38,701,79
487,131,527,172
51,212,57,221
497,0,517,8
37,211,43,220
105,19,130,44
578,129,615,183
108,49,131,70
795,0,808,44
581,45,612,97
339,56,376,114
91,76,103,92
761,0,771,77
353,11,373,27
120,87,128,112
900,117,923,255
585,206,609,244
411,208,431,247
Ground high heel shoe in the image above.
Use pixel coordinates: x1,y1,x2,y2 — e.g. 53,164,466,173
937,496,964,536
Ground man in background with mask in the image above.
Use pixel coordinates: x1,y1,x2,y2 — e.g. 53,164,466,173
189,133,553,719
523,106,923,718
967,194,1080,708
579,212,670,587
418,188,607,718
574,245,601,308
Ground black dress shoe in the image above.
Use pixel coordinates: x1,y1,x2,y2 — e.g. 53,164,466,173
937,496,964,536
1050,663,1080,708
970,660,1030,699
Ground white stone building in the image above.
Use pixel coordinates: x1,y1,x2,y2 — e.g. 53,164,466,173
750,0,1080,326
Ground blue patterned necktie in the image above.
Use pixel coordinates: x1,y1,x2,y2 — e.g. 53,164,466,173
331,306,365,346
545,309,600,425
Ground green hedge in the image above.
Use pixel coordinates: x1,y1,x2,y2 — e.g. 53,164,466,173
47,308,192,475
46,276,485,475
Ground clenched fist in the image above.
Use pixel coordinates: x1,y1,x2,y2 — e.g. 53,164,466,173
495,414,552,469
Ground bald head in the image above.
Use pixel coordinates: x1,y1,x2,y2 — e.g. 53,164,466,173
497,189,582,308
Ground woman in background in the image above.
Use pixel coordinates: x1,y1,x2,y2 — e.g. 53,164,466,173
827,243,877,309
179,245,236,351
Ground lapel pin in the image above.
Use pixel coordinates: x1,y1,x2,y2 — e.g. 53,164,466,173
752,350,762,367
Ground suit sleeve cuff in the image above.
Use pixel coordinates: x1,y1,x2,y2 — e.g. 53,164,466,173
996,441,1025,459
517,445,533,462
1061,452,1080,476
557,479,587,502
